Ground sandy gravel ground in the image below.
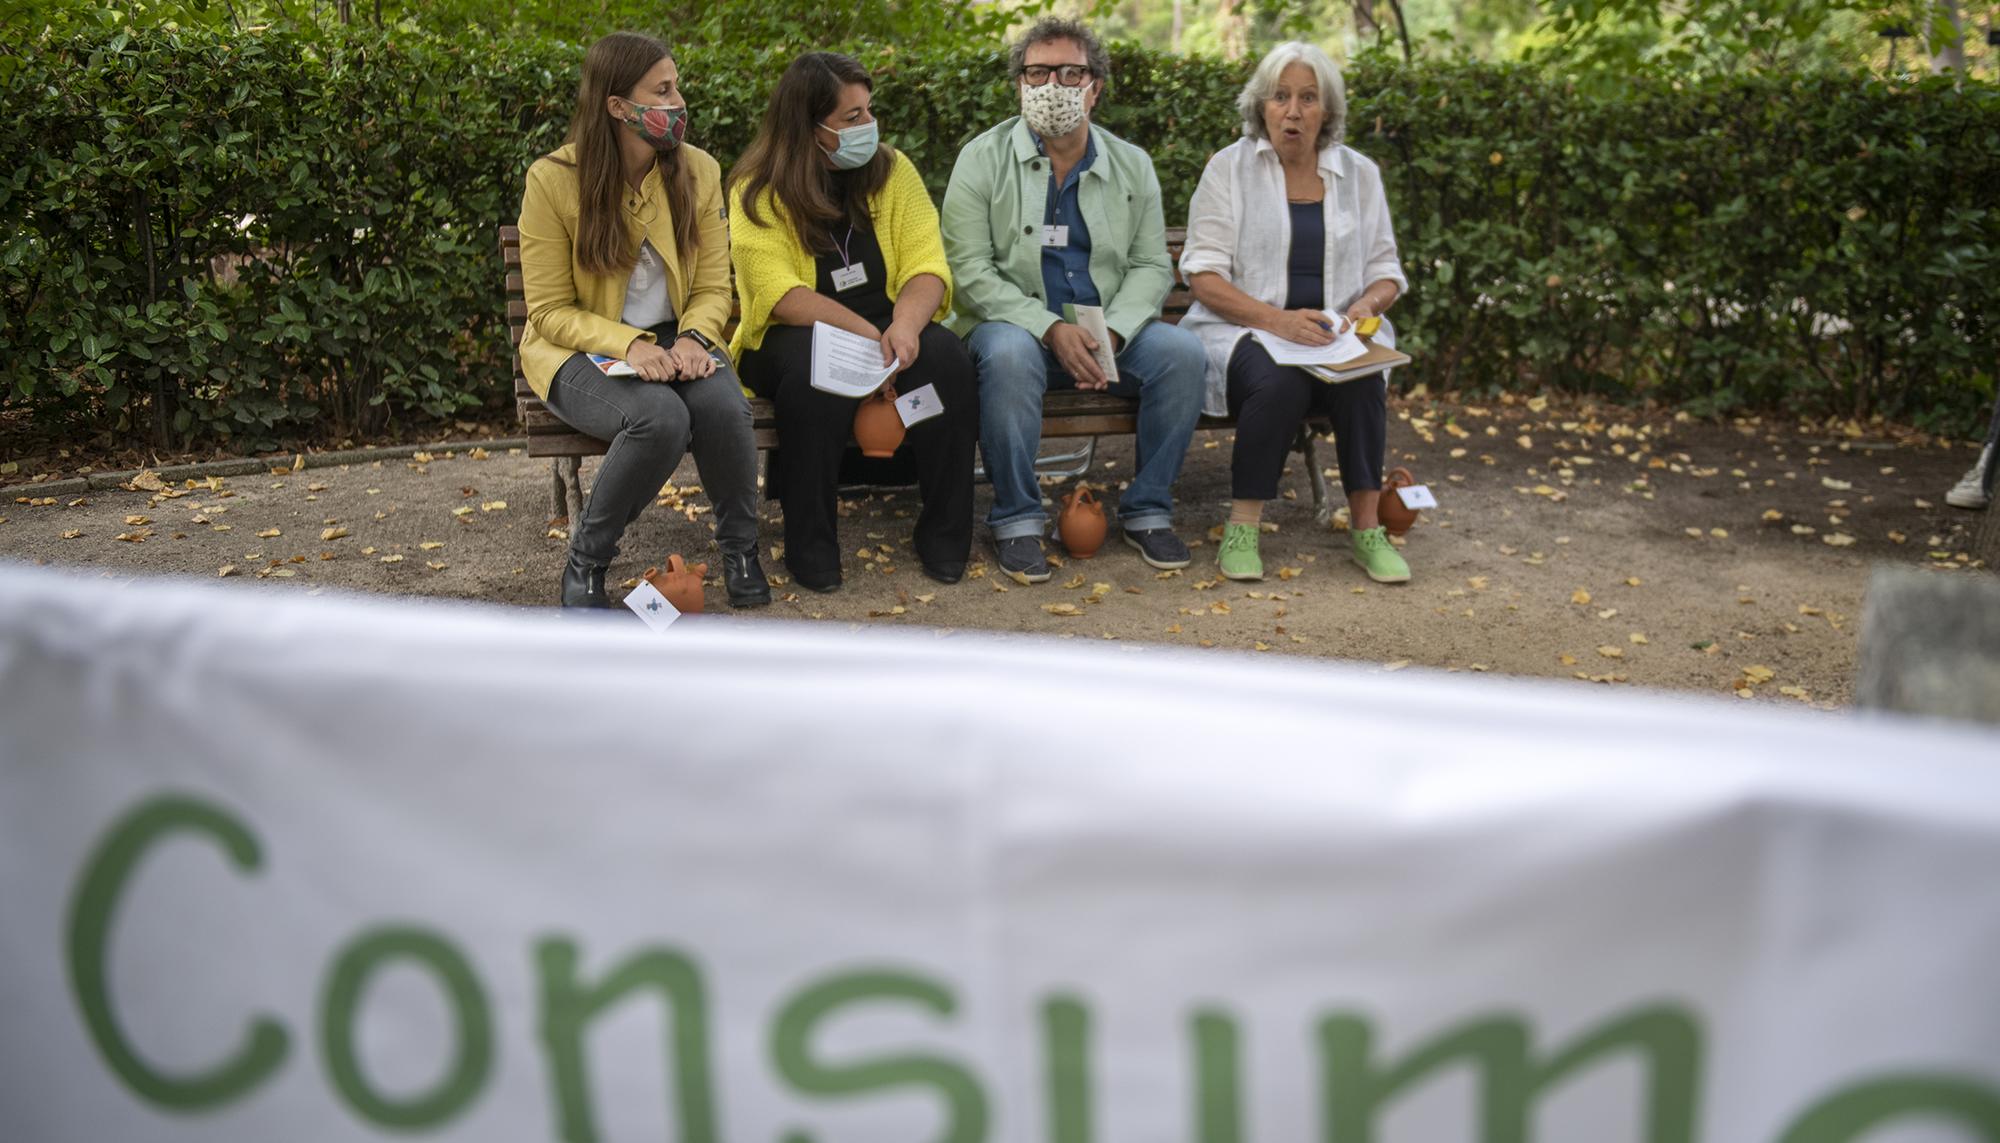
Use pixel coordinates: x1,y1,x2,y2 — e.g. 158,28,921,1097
5,393,1993,710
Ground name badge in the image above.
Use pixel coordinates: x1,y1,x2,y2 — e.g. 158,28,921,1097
832,263,868,291
1041,225,1069,248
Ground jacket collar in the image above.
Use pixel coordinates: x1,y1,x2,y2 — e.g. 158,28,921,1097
1251,133,1349,179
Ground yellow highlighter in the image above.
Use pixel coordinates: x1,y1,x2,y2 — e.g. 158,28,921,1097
1353,316,1382,338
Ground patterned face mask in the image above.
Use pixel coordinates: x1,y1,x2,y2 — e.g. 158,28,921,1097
1020,77,1092,139
620,100,688,151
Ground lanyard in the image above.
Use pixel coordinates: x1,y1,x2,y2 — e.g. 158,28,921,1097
834,225,857,270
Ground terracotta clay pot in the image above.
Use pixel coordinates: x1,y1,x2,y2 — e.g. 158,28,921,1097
1056,484,1108,558
642,553,708,614
853,387,906,458
1378,466,1419,537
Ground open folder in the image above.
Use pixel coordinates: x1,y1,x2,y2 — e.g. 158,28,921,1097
1303,337,1410,385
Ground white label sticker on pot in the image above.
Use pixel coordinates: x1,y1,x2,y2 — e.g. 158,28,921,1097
1397,484,1438,510
895,384,944,428
623,579,680,633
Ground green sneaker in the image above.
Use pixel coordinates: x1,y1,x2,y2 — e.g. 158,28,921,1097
1350,525,1411,583
1218,522,1264,581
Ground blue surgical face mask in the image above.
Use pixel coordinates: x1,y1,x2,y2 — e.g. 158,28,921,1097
816,118,879,171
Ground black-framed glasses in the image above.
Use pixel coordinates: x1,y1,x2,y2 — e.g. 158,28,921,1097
1021,64,1092,87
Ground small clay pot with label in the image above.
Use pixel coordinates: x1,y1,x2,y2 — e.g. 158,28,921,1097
1057,484,1108,558
853,386,905,458
1378,466,1419,537
642,554,708,614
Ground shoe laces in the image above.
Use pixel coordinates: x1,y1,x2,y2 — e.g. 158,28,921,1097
1221,525,1257,553
1355,526,1388,551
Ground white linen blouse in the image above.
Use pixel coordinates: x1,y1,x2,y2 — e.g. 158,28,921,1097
1177,136,1408,416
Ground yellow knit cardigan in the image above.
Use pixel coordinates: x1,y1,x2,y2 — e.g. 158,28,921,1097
726,149,953,359
515,142,732,399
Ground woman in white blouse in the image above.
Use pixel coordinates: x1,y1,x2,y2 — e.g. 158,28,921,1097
1178,41,1411,585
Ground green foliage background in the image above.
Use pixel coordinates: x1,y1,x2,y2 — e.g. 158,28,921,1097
2,23,1994,451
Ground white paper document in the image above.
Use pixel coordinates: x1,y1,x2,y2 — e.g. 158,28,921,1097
622,579,680,632
1251,326,1369,367
1396,483,1439,510
1068,304,1122,385
810,321,899,397
894,384,944,428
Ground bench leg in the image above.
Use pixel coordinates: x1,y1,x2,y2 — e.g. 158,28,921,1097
1299,429,1335,528
552,457,585,528
549,461,568,522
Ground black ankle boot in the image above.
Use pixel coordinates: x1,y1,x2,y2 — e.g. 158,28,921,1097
723,550,771,608
560,553,611,608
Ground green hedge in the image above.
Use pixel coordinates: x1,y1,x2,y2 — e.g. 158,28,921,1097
3,26,1995,451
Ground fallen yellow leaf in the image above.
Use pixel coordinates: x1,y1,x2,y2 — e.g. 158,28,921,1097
1596,645,1625,659
256,528,281,538
320,527,350,541
1041,602,1082,616
1571,588,1593,606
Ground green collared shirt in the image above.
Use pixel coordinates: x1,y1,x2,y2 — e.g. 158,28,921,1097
941,116,1175,344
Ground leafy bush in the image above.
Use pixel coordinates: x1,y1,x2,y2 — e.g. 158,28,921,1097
2,25,1993,452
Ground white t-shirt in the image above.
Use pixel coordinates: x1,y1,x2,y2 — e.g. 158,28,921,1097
621,239,677,330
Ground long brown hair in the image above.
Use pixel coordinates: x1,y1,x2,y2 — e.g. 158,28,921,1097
558,32,699,277
726,52,893,255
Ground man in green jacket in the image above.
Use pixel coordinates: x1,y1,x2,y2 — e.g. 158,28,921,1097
942,17,1207,583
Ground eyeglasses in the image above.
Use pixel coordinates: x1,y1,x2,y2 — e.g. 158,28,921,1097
1021,64,1092,87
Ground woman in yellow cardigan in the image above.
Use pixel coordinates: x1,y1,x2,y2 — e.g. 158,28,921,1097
728,52,977,592
518,32,766,610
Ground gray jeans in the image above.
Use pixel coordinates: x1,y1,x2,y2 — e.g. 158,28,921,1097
544,349,759,566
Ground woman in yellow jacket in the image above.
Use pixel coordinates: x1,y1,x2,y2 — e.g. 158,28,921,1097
517,32,766,610
728,52,977,592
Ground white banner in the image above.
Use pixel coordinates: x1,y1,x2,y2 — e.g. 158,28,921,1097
2,562,1999,1142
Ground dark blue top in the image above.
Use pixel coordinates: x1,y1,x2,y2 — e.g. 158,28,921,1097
813,221,894,325
1285,199,1325,311
1037,132,1099,315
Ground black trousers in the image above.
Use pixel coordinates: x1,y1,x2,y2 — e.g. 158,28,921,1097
1225,337,1386,501
739,321,977,583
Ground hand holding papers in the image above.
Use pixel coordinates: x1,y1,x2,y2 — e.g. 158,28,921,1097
1250,322,1411,385
811,321,899,398
1250,325,1370,368
586,353,639,377
1067,304,1123,389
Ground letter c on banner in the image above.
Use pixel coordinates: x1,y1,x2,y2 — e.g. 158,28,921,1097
65,794,290,1109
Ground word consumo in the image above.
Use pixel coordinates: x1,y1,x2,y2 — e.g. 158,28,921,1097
63,795,2000,1141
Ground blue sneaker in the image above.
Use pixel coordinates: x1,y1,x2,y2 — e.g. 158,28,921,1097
994,535,1052,584
1122,527,1191,570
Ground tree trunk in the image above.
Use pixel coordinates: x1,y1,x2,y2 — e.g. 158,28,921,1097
1171,0,1183,53
1216,0,1248,61
1930,0,1966,72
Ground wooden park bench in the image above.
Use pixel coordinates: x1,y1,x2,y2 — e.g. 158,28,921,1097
501,225,1339,526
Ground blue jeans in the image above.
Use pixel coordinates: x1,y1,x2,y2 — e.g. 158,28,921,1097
968,320,1206,540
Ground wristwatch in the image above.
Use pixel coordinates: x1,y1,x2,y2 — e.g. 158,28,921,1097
678,329,718,353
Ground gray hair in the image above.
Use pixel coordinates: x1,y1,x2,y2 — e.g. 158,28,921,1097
1008,17,1110,86
1237,41,1346,150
